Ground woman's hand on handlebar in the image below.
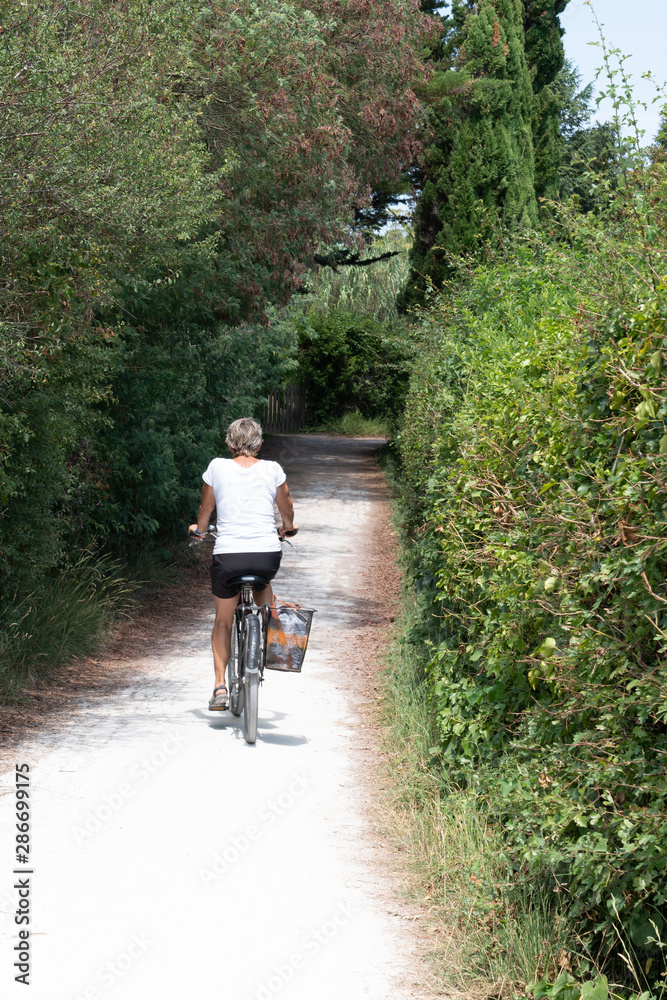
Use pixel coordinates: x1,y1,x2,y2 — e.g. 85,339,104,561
188,523,211,540
278,525,298,540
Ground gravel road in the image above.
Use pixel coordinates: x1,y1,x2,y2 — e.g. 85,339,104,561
0,435,432,1000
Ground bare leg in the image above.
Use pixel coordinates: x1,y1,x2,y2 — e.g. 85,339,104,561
252,584,273,608
212,594,239,690
211,585,274,689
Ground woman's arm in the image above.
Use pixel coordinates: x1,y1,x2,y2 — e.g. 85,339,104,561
275,481,296,537
188,483,216,536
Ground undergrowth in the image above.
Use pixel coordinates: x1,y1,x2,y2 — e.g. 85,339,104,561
379,526,666,998
394,233,667,988
0,556,134,701
0,543,188,702
379,571,569,993
303,411,390,437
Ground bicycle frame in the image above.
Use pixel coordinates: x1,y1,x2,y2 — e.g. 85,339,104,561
227,584,270,742
235,584,269,674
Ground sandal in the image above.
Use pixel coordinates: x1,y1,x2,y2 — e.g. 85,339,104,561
208,684,229,711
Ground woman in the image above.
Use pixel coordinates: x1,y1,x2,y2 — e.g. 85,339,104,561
189,417,297,710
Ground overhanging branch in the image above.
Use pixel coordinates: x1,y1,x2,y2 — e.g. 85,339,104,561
313,248,403,272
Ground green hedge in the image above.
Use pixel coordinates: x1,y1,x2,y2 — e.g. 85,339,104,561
0,0,425,689
294,308,412,424
395,234,667,982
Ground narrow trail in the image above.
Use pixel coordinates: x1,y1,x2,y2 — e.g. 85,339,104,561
0,435,436,1000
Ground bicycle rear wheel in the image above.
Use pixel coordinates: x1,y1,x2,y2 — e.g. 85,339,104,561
243,616,261,744
227,620,244,717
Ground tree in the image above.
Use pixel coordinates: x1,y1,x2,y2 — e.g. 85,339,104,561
0,0,219,584
523,1,570,200
191,0,434,318
403,0,539,304
554,59,595,140
553,61,620,211
0,0,433,594
655,105,667,151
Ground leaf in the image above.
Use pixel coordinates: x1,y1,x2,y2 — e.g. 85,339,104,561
550,970,577,999
579,975,608,1000
538,637,557,658
526,977,551,1000
629,909,664,947
544,576,558,592
606,893,625,916
650,350,662,372
635,399,657,420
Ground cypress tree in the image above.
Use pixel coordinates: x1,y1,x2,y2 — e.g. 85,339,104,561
523,1,569,200
403,0,538,304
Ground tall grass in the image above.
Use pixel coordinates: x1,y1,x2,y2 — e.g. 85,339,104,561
0,556,134,701
304,411,390,437
378,594,568,992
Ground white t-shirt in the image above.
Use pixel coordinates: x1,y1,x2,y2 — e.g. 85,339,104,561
202,458,286,554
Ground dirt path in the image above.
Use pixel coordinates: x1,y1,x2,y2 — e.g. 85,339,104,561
0,435,436,1000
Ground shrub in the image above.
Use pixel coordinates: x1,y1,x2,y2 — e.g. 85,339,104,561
294,308,412,425
395,223,667,984
0,557,133,698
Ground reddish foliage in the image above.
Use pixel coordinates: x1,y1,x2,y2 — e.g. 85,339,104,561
196,0,435,318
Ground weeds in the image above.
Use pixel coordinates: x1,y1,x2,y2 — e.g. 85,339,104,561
378,593,569,994
304,411,390,437
0,555,134,702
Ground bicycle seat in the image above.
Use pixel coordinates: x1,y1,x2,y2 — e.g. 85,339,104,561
229,574,269,589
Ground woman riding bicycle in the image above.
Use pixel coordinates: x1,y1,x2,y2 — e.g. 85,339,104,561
189,417,297,710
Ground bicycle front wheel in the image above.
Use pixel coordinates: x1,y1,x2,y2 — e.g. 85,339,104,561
227,620,244,717
243,616,261,744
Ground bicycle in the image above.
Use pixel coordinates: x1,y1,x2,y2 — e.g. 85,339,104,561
225,572,267,744
190,526,297,744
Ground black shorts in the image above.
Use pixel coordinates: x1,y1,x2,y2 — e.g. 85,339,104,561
210,551,282,600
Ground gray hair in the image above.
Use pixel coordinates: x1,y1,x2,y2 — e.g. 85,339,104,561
225,417,263,456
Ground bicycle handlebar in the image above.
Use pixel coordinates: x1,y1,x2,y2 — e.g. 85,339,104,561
188,525,298,541
188,523,216,539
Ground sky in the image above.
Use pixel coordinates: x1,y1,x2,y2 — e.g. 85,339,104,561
561,0,666,142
